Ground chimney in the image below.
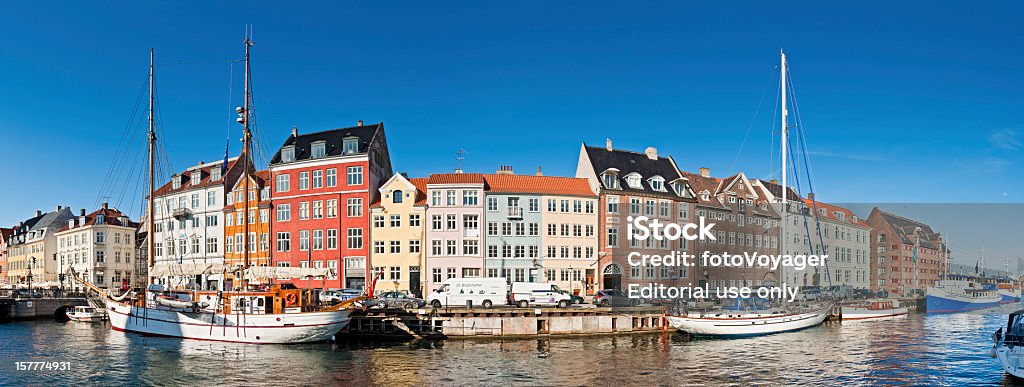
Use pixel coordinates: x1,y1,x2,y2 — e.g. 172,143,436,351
102,202,109,210
770,179,778,184
198,161,204,166
807,193,815,201
496,165,514,175
645,147,658,160
291,126,298,137
605,138,613,151
56,205,62,211
454,168,464,174
80,209,86,216
536,166,543,176
357,120,363,126
35,210,42,217
699,167,710,178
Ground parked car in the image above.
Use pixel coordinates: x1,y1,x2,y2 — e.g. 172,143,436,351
828,285,854,299
593,289,637,307
322,288,363,304
876,289,889,299
797,286,824,301
375,291,426,309
852,288,874,299
510,282,573,308
557,290,585,304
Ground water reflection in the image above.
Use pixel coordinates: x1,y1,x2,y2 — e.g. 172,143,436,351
2,305,1023,385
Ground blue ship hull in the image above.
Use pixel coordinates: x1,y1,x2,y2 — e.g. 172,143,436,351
1000,294,1020,304
926,294,1000,314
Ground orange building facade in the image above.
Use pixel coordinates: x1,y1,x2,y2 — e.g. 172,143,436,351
223,170,273,289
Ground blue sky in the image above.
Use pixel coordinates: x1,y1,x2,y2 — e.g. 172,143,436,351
1,2,1021,231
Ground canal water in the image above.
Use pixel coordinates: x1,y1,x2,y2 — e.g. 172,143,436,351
1,304,1022,386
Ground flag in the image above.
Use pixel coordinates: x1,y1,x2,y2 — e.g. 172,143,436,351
221,138,230,176
179,254,183,265
975,261,980,274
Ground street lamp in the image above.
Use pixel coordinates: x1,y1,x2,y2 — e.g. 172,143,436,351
28,256,36,291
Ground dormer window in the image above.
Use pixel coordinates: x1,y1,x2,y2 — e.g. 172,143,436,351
211,166,222,181
191,171,201,186
281,146,296,163
342,138,359,155
260,188,270,200
392,189,404,204
96,214,105,224
700,192,710,201
648,176,666,191
819,208,827,216
172,176,181,189
671,182,685,197
311,141,326,159
624,173,642,189
601,173,619,189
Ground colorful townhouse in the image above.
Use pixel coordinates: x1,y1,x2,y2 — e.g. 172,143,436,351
683,170,781,289
424,173,485,292
575,140,697,292
481,168,600,295
151,157,244,291
55,204,138,292
867,207,949,296
268,122,393,290
222,169,272,289
0,227,12,285
369,174,427,296
5,207,75,286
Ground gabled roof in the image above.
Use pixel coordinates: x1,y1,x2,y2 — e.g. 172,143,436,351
680,172,728,209
154,157,242,198
0,227,13,244
427,173,486,185
755,179,801,202
269,123,383,165
581,145,686,200
800,198,869,228
483,175,596,197
57,206,138,233
371,175,429,208
871,208,942,249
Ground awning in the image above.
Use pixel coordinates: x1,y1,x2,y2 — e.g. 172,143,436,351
243,266,332,279
149,263,228,277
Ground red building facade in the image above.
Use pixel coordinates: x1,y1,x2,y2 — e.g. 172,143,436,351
268,122,393,289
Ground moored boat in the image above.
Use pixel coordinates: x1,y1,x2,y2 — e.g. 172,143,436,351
926,274,1001,313
991,309,1024,378
997,283,1021,304
841,299,907,322
66,305,107,322
667,302,833,337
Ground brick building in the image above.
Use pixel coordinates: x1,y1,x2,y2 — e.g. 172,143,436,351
867,207,949,295
268,122,393,290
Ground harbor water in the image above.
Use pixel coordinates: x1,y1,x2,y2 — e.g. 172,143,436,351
2,304,1022,386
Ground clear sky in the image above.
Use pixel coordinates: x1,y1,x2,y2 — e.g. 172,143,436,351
1,2,1021,231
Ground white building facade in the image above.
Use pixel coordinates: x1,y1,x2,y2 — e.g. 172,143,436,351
56,204,138,292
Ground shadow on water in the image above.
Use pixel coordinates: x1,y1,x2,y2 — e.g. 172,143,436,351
3,303,1024,385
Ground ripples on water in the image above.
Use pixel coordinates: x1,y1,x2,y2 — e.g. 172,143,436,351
3,304,1024,386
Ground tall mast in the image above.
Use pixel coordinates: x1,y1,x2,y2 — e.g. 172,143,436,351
147,48,156,284
240,35,253,287
780,48,788,206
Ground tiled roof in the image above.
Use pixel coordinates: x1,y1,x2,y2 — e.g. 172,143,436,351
57,206,138,233
800,198,869,227
680,172,728,209
873,208,942,250
755,179,801,202
581,145,686,200
0,227,12,243
269,123,383,165
483,174,596,197
427,173,486,185
410,178,428,206
154,157,242,197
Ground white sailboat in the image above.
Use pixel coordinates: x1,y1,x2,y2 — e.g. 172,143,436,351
991,309,1024,378
667,49,833,337
72,38,365,344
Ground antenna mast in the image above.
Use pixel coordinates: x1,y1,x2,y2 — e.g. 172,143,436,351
147,48,156,284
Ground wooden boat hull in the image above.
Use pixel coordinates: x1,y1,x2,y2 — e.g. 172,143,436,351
67,313,106,322
666,305,831,337
840,306,908,322
105,300,350,344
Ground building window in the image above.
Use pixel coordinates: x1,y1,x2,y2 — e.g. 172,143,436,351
326,199,337,218
276,204,291,222
299,172,309,190
374,241,385,254
487,197,498,211
446,240,457,255
327,229,338,249
313,201,324,219
299,230,310,251
432,268,442,283
390,214,401,227
347,228,363,249
343,138,358,154
347,166,363,185
311,141,326,158
392,189,404,203
409,214,421,227
312,170,323,189
281,146,296,162
299,202,310,220
276,174,289,192
390,240,401,254
463,190,478,206
463,240,479,255
207,191,216,206
409,240,420,253
312,230,323,250
211,167,222,181
347,198,363,217
326,168,337,187
607,228,618,247
390,266,401,281
446,190,456,206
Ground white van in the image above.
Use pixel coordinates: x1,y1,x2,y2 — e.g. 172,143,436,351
428,277,507,308
510,282,572,308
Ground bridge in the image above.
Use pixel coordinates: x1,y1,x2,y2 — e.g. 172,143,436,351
0,296,89,322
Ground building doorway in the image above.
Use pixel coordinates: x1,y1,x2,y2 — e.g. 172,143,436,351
602,264,622,291
409,266,421,298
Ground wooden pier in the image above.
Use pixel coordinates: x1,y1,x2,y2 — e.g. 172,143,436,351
340,306,671,338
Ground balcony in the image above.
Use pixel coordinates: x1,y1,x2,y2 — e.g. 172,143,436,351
463,229,480,238
172,208,191,220
507,207,523,219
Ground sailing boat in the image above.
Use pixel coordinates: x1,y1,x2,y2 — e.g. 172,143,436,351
666,49,833,337
71,39,364,344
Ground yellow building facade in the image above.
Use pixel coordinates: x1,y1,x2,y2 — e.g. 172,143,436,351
369,174,427,297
